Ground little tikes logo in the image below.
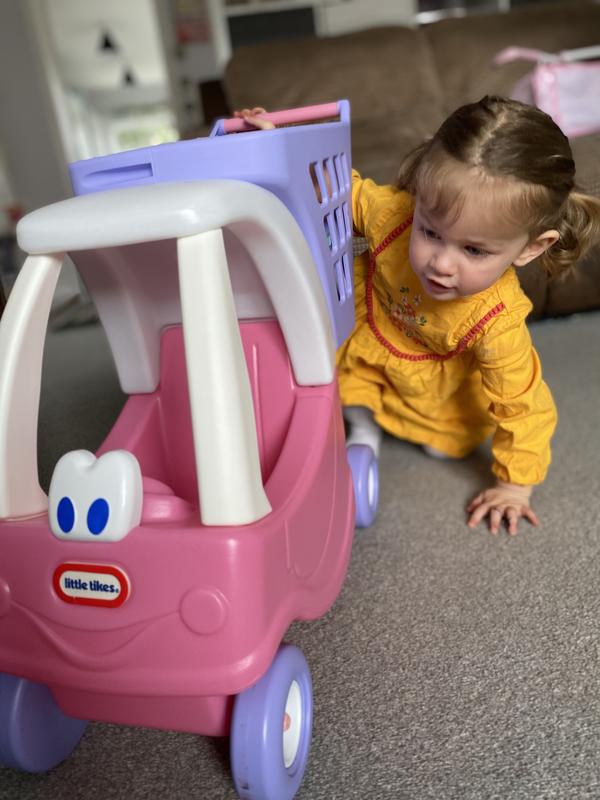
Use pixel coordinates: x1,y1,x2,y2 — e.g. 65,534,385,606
53,563,130,608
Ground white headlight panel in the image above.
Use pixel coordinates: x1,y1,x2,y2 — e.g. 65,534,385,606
49,450,143,542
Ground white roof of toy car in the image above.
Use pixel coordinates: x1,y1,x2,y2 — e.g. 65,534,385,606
17,179,336,391
2,181,338,524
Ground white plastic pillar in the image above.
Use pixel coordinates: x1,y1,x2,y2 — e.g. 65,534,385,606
205,0,232,72
177,230,271,526
0,254,63,518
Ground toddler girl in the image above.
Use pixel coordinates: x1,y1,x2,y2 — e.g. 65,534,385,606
236,98,600,535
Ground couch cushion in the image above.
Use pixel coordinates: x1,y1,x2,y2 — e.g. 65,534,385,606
513,261,548,320
350,115,442,185
224,26,445,130
572,133,600,198
546,247,600,316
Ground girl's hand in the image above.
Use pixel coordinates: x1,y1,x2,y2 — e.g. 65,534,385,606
233,107,275,130
467,481,539,535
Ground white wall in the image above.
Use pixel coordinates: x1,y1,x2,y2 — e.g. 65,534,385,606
315,0,417,35
0,3,71,208
0,2,87,304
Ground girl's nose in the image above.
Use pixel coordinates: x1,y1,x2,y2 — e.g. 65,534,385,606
431,250,455,276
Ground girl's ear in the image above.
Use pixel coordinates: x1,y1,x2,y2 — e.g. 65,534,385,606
513,229,560,266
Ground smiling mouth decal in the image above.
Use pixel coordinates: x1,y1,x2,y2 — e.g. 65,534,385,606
10,599,176,670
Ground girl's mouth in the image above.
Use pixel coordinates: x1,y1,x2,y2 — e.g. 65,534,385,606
426,277,452,294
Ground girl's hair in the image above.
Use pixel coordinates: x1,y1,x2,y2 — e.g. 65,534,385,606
397,95,600,278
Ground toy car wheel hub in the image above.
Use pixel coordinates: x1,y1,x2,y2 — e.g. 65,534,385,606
283,679,302,768
367,462,377,506
347,444,379,528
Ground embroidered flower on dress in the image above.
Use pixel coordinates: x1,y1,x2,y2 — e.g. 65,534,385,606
384,294,428,345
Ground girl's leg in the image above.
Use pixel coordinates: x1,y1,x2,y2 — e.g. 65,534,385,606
422,444,458,460
344,405,382,458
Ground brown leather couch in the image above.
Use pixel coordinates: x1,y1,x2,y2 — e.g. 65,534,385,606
223,0,600,318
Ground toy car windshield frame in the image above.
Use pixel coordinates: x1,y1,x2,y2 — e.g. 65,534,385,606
1,180,336,526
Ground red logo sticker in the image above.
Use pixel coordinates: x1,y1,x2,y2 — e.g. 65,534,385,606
53,563,130,608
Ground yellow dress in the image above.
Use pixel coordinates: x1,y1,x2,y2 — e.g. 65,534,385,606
336,171,557,485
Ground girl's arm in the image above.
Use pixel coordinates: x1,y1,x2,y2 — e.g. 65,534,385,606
351,170,376,239
469,315,557,535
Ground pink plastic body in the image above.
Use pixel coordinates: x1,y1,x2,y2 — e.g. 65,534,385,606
222,103,341,133
0,319,354,736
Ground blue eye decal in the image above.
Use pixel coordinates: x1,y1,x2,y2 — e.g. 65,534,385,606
57,497,75,533
87,498,110,535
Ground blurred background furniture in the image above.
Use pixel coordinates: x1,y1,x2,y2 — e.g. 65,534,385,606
222,0,600,318
2,0,598,320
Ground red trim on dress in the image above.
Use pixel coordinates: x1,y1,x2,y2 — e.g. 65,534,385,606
365,217,505,362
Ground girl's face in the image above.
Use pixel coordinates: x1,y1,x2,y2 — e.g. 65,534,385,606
409,196,533,300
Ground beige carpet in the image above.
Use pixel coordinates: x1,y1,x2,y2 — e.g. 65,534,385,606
2,311,599,800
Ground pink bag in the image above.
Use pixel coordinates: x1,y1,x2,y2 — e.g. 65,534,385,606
494,46,600,138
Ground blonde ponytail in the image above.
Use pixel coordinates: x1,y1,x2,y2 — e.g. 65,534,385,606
539,191,600,278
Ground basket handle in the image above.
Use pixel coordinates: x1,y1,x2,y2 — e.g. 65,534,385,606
221,102,342,133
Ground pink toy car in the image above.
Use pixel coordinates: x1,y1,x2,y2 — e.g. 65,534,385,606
0,103,366,800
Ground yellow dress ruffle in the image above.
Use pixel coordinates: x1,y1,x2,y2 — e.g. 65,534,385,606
336,171,557,485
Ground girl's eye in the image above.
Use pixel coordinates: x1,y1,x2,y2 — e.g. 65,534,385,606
421,227,439,240
465,245,489,257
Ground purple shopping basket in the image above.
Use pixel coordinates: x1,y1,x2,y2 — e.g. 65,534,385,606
69,100,354,347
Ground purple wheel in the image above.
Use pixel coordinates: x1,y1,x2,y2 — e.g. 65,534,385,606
230,643,313,800
0,674,87,772
347,444,379,528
